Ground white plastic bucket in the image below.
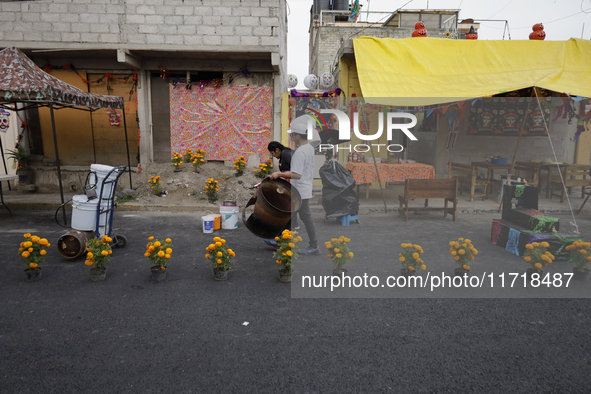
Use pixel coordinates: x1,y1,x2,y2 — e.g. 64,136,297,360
220,204,239,230
202,215,215,233
71,195,99,231
90,164,119,199
71,196,111,233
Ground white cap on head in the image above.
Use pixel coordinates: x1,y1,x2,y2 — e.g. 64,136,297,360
286,114,321,148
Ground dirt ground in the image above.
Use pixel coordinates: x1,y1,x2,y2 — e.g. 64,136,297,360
134,161,266,208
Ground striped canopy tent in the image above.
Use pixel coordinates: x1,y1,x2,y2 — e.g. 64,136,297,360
0,47,132,210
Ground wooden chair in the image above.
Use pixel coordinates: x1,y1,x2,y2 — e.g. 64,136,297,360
398,178,458,222
549,164,591,203
513,161,542,191
448,162,488,202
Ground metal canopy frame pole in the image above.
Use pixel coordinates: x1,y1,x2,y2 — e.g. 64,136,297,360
122,109,133,189
49,104,67,225
0,134,11,191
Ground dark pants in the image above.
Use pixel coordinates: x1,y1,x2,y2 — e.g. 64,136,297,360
298,198,317,249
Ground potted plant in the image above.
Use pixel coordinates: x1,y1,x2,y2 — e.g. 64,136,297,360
254,158,273,178
325,236,354,275
205,236,235,281
204,178,219,204
85,235,113,281
398,243,426,276
234,156,247,177
6,147,33,184
191,149,206,173
145,236,173,281
449,238,478,276
274,229,302,282
565,240,590,279
148,175,163,196
183,148,194,163
171,151,183,172
19,233,50,281
523,241,554,278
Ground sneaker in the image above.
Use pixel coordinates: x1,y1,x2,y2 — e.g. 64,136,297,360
264,239,279,250
294,224,300,231
299,246,321,256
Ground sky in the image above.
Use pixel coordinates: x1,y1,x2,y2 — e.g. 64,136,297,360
286,0,591,89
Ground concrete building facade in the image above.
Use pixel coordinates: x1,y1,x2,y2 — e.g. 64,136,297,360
0,0,287,190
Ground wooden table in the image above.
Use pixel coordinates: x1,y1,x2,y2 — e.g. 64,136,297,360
471,161,512,197
0,174,18,214
344,162,435,198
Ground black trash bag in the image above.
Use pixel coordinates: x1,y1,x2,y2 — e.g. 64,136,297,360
319,161,359,219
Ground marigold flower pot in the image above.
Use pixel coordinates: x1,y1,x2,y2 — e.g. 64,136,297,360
151,266,167,281
526,268,542,280
573,268,590,280
400,268,415,276
213,268,229,281
279,268,292,282
454,267,470,277
90,267,107,282
24,268,42,282
333,268,348,276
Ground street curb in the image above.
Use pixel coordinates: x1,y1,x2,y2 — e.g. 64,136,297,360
7,201,587,215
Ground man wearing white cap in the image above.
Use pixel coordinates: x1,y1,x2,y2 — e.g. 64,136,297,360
270,116,321,255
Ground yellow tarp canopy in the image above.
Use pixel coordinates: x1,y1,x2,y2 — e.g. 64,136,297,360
353,37,591,105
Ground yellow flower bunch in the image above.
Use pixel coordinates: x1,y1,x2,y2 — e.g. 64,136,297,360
449,238,478,271
145,236,173,269
205,236,235,271
147,175,162,195
523,241,554,273
85,235,113,269
566,240,591,272
18,233,50,271
204,178,219,199
325,236,354,269
191,149,206,169
274,229,302,273
183,148,194,162
254,157,273,178
171,151,183,166
234,155,247,176
399,243,426,273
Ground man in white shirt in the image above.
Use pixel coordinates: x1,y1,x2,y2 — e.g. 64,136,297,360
270,120,321,255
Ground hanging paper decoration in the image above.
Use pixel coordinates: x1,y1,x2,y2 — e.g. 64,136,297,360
238,67,251,78
529,23,546,40
303,74,319,90
287,74,298,88
289,88,342,98
106,109,122,126
0,109,10,132
319,72,334,89
159,66,169,79
348,0,360,22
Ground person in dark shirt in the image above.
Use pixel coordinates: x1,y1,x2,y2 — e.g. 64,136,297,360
264,141,299,250
268,141,292,172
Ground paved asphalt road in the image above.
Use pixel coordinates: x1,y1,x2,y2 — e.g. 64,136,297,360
1,208,591,393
